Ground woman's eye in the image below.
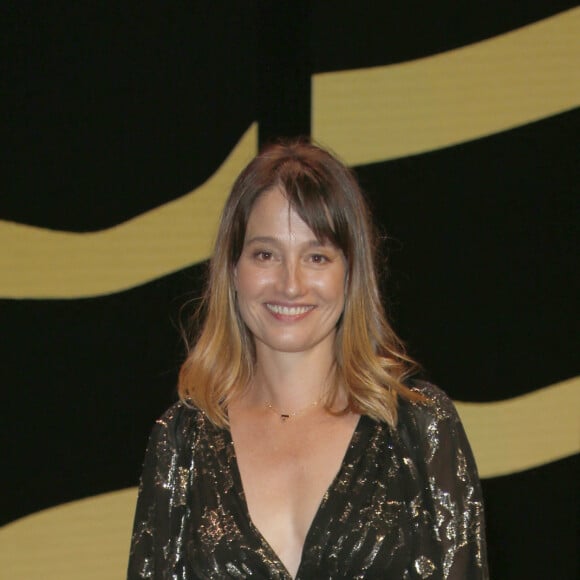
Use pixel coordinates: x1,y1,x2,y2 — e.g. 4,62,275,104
254,250,273,261
310,253,329,264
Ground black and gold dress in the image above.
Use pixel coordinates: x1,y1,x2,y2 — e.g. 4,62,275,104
128,383,488,579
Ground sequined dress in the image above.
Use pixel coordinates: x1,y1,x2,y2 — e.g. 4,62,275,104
128,383,488,579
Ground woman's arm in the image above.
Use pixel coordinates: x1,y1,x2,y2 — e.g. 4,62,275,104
413,384,489,580
127,403,192,579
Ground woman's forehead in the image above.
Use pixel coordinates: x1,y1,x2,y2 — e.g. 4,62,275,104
245,187,315,240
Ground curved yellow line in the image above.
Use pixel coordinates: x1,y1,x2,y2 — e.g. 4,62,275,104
0,487,137,579
456,376,580,479
312,8,580,165
1,378,577,577
0,124,258,299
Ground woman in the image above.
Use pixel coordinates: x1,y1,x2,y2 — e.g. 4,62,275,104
128,140,488,579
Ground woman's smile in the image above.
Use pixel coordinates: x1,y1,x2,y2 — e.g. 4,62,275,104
265,303,315,319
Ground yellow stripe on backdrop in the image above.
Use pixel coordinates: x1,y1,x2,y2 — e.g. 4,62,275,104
312,7,580,165
456,376,580,478
0,488,137,580
0,123,258,299
1,379,578,579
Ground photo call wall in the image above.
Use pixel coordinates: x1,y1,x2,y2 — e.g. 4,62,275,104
1,3,578,579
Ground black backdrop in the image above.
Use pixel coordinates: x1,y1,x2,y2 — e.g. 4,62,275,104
2,3,578,579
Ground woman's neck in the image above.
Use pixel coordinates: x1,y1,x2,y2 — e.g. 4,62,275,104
248,346,339,414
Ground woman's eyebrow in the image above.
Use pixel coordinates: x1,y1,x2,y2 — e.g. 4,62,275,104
243,235,279,246
245,236,331,249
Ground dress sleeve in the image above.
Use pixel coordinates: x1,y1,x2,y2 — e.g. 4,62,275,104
127,404,192,579
413,385,489,580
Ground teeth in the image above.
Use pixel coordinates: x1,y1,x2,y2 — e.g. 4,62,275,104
267,304,313,316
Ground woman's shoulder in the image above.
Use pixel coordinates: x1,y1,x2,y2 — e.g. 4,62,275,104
398,379,463,433
155,399,199,424
407,379,457,413
397,379,478,469
148,400,204,450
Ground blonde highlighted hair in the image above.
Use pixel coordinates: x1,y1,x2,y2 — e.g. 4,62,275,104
178,139,423,428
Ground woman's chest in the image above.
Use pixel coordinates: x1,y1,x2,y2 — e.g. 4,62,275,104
232,414,361,567
181,415,428,578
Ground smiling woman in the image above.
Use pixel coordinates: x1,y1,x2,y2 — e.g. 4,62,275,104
128,140,489,579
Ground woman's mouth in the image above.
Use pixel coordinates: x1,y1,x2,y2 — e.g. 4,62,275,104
265,303,315,317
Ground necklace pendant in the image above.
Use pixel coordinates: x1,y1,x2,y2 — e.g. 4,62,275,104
265,399,321,422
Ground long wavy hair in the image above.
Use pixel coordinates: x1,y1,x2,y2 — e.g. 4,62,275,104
178,139,423,428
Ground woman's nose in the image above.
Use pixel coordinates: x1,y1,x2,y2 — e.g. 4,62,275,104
279,260,305,297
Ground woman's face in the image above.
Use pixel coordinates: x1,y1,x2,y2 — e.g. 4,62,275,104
234,187,346,358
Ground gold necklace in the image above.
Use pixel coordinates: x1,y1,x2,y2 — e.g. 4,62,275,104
265,398,321,422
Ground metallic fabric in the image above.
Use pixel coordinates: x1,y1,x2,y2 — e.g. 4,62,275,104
128,383,488,579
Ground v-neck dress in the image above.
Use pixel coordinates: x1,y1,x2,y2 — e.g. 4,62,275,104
128,383,488,579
